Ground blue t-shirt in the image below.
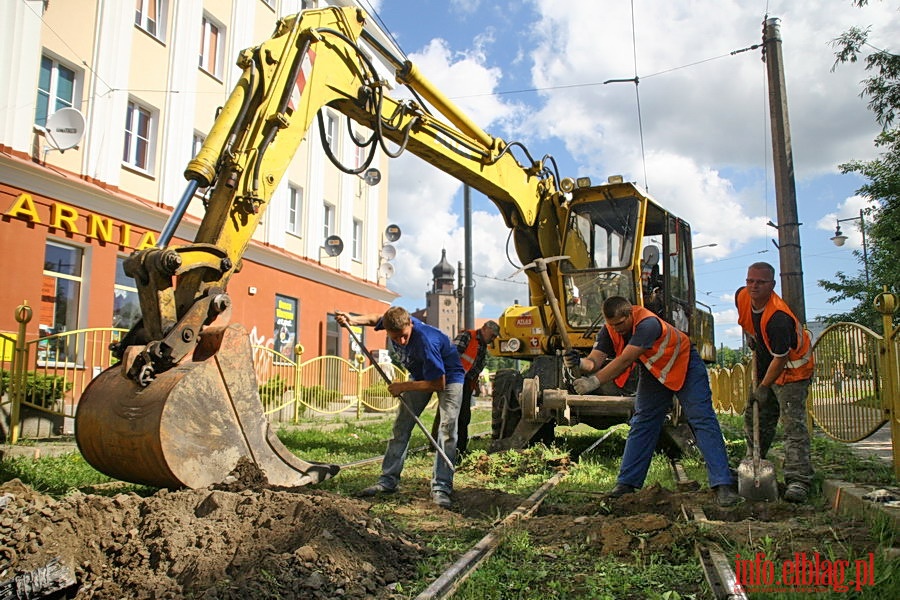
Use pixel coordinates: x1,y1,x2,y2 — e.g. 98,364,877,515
376,316,465,384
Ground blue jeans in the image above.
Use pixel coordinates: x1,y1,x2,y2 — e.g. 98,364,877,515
617,348,733,489
378,382,463,494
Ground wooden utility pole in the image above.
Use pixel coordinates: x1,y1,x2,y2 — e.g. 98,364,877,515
764,17,806,324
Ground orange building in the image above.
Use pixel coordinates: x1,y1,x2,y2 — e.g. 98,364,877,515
0,0,403,361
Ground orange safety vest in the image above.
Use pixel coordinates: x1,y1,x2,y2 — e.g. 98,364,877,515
458,330,483,391
458,330,480,373
608,306,691,391
736,288,814,384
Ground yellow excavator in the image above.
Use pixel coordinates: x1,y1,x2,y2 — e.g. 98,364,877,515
75,6,714,488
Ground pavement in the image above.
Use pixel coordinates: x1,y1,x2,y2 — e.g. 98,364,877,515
847,423,895,465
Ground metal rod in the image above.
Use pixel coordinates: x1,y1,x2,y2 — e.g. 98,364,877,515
341,322,455,471
157,180,200,247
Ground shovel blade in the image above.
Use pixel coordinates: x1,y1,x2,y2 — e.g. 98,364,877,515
737,457,779,502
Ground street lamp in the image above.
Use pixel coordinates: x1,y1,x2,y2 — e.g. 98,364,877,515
830,209,869,284
692,243,718,250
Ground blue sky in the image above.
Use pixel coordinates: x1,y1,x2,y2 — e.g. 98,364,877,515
357,0,897,348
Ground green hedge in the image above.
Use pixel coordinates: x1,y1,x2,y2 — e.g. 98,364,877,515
0,370,73,409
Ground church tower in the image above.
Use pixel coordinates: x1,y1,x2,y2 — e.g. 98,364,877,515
424,249,459,338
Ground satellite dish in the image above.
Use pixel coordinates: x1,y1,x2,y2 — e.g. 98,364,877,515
322,235,344,257
378,262,395,279
642,244,660,267
384,224,401,242
44,107,85,151
380,244,396,260
362,168,381,186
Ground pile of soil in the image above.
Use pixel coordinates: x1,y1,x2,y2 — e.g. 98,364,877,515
0,461,428,599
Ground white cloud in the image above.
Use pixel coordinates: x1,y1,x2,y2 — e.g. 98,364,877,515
373,0,898,346
384,38,526,313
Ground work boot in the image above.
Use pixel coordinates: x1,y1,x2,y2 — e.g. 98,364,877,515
784,482,809,504
432,490,452,508
356,483,396,498
715,484,744,507
608,483,637,498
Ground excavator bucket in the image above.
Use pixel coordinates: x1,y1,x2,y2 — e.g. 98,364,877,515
75,323,339,489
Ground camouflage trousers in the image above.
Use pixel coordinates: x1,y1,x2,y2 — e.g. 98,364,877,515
744,379,814,488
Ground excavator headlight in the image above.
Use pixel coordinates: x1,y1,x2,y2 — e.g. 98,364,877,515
560,177,575,193
607,175,624,184
576,177,592,188
502,337,522,352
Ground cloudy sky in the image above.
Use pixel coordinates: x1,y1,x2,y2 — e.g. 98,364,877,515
358,0,897,348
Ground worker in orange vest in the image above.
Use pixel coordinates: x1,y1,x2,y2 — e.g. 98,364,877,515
452,320,500,457
736,261,814,503
565,296,742,507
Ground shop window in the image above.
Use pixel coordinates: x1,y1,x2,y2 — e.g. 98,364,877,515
113,257,141,330
39,242,83,365
325,313,344,359
273,295,299,363
35,55,78,128
135,0,168,41
123,100,156,172
288,185,303,236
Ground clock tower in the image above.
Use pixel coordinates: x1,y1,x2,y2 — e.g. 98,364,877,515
424,249,459,338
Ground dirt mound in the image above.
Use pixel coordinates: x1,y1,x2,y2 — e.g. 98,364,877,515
0,477,428,599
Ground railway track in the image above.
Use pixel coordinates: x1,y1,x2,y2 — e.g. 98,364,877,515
339,423,746,600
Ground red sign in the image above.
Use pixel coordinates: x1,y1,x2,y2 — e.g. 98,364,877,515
515,316,533,327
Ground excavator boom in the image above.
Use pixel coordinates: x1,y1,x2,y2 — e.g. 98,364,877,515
75,6,558,488
76,6,715,485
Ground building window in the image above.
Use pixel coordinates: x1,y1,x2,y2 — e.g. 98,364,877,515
135,0,167,40
354,133,367,168
192,132,205,157
324,112,336,147
352,218,363,260
288,185,303,235
323,202,334,239
123,100,155,172
35,55,77,128
39,241,83,364
200,14,224,77
113,257,141,330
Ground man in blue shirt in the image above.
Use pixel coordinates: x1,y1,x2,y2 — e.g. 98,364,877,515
336,306,465,508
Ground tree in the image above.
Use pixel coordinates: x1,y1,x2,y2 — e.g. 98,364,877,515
820,1,900,329
714,345,750,369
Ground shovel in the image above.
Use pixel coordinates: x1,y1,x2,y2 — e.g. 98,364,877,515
737,398,778,502
340,321,455,472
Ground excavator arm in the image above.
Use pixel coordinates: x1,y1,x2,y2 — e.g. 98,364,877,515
75,6,563,489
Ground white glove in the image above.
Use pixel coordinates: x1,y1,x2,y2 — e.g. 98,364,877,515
573,375,601,395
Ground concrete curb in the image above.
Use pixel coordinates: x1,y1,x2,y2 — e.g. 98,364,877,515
822,479,900,534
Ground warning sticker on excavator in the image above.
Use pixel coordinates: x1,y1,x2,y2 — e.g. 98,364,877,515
529,337,539,348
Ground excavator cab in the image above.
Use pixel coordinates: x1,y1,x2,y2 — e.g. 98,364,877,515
488,178,715,449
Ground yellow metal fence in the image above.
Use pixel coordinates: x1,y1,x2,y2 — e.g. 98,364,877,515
1,302,409,444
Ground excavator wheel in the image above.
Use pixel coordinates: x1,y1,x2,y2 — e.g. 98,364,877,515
75,323,339,489
491,369,523,440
